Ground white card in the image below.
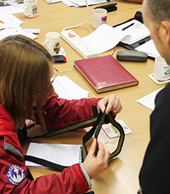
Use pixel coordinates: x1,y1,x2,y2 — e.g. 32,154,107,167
24,28,40,34
102,120,132,138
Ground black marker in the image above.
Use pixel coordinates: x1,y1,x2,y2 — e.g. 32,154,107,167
122,22,135,31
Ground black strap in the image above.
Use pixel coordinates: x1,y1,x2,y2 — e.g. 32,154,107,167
82,110,125,162
24,111,125,171
17,124,27,145
24,155,67,171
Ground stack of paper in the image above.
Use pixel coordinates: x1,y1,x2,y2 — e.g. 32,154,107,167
62,0,108,7
0,13,23,30
52,76,89,99
0,12,38,40
0,26,38,40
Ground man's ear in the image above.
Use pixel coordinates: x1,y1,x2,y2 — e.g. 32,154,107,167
161,20,170,44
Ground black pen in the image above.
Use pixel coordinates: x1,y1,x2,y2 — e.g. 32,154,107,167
122,22,135,31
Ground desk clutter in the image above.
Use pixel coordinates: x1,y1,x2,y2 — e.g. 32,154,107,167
61,18,159,59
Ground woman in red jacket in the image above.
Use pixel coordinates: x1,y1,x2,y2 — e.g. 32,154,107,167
0,35,122,194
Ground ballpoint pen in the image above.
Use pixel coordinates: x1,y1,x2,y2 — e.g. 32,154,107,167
122,22,135,31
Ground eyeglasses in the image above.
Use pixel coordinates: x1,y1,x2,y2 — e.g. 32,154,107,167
51,67,59,84
47,67,59,87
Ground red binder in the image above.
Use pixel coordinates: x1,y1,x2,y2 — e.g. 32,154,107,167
74,55,139,93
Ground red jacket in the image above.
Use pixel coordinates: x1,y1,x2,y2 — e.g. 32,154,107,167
0,92,100,194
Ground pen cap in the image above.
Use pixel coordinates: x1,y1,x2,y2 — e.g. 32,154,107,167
134,11,143,23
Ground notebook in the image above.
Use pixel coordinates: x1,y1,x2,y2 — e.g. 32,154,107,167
74,55,139,93
25,143,82,168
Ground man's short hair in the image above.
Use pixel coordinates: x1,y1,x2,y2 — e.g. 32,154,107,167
146,0,170,25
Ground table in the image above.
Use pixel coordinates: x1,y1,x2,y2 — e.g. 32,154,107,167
15,1,165,193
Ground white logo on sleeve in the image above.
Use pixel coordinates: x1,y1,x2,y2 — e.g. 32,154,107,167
7,165,25,185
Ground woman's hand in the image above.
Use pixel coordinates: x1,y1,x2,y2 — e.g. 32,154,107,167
83,139,110,179
98,94,122,115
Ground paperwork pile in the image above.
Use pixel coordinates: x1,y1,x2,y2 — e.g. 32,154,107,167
0,5,38,40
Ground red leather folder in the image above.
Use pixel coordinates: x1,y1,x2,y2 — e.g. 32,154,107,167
74,55,139,93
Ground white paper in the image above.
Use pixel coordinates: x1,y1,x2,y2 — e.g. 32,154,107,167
135,39,160,58
82,24,129,54
62,0,109,7
137,87,164,110
0,27,38,40
82,20,150,54
44,0,61,4
53,76,89,100
26,143,82,168
0,4,24,14
24,28,40,34
0,13,23,29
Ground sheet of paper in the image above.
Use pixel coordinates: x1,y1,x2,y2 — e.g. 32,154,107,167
62,0,75,6
135,39,160,58
0,13,23,29
137,87,163,110
68,0,107,6
62,0,108,7
26,143,82,168
52,76,89,100
102,120,132,138
43,0,61,4
82,24,129,54
0,27,38,40
0,4,24,14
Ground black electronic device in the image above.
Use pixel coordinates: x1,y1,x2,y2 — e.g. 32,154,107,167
94,3,117,12
53,55,66,63
116,50,148,62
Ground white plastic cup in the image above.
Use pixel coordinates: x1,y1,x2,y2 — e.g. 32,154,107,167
44,32,60,55
93,8,107,28
24,0,38,18
154,56,170,81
